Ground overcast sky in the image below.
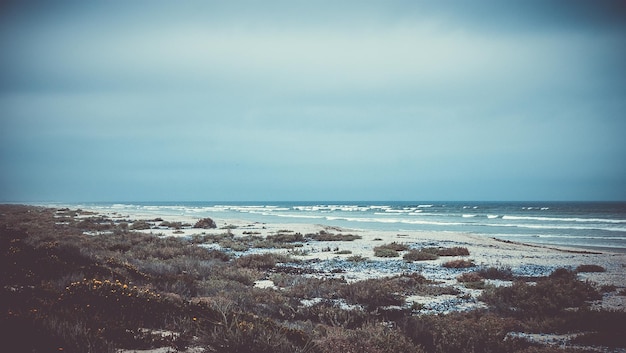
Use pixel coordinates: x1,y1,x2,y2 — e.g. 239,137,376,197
1,0,625,202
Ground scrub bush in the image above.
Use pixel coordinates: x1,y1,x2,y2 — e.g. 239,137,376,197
403,249,439,261
575,264,605,273
442,259,475,268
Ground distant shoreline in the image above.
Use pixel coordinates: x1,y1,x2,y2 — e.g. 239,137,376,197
24,200,626,253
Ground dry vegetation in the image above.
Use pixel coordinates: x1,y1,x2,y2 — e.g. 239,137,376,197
1,205,624,353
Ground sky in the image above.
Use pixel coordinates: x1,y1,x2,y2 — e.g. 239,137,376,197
1,0,625,202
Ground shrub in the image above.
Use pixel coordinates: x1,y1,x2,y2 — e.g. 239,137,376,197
437,246,470,256
289,249,309,256
476,266,514,280
401,311,526,353
308,231,362,241
159,221,183,229
267,232,305,243
296,301,368,328
569,310,626,348
346,255,368,262
287,277,347,299
193,218,217,229
480,268,601,316
340,278,404,309
198,311,312,353
457,272,483,283
316,323,424,353
576,264,606,273
421,246,470,256
442,259,475,268
374,242,408,257
457,272,485,289
235,253,286,269
403,250,438,261
130,220,152,230
378,242,409,251
374,248,399,258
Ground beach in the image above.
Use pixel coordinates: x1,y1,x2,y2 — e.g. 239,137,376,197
3,204,626,352
89,206,626,312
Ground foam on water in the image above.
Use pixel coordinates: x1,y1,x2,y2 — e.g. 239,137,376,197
54,201,626,251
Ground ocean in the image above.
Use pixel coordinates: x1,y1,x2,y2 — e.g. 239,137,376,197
69,201,626,252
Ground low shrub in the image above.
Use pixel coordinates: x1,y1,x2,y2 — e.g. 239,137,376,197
480,268,601,316
316,323,424,353
338,274,431,310
193,217,217,229
403,249,439,261
296,301,368,328
568,310,626,348
198,311,312,353
235,253,287,269
160,221,183,229
308,231,362,241
341,278,404,309
374,247,399,258
476,266,514,280
442,259,475,268
130,220,152,230
401,311,526,353
575,264,606,273
267,232,305,243
289,249,309,256
457,272,486,289
377,242,409,251
346,255,368,262
457,272,483,283
437,246,470,256
374,242,408,257
287,277,347,299
421,246,470,256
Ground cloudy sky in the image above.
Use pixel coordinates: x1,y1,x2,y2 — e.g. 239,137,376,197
1,0,625,202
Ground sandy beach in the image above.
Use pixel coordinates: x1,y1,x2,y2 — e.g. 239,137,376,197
95,207,626,312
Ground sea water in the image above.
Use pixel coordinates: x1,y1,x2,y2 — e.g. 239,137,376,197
69,201,626,251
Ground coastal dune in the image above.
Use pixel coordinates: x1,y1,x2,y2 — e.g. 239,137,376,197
3,204,626,352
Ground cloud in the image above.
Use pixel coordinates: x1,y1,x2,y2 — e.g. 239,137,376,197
1,1,625,201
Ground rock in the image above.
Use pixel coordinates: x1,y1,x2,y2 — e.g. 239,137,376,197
194,217,217,229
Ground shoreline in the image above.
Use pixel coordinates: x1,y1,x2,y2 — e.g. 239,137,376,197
37,201,626,254
84,206,626,292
